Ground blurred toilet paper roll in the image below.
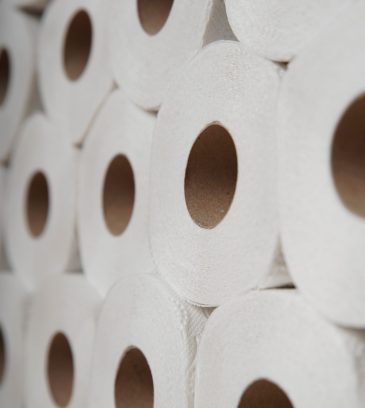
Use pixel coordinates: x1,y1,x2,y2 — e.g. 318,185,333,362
150,40,288,307
5,114,79,289
38,0,112,145
0,5,38,162
110,0,235,110
279,2,365,328
195,290,365,408
25,275,100,408
225,0,354,62
78,90,155,295
0,273,28,408
88,273,207,408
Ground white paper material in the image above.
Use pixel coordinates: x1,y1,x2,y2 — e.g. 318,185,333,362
78,90,155,295
38,0,112,145
0,273,28,408
0,5,38,162
88,273,207,408
150,40,289,307
225,0,355,62
109,0,235,110
2,0,48,11
195,290,365,408
5,114,80,290
278,2,365,327
25,275,100,408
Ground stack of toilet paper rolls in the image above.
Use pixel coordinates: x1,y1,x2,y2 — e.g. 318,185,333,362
1,0,365,407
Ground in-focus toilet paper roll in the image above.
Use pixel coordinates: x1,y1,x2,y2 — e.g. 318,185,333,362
150,40,288,307
38,0,112,145
78,90,155,295
0,273,28,408
0,5,37,162
25,275,100,408
278,2,365,328
5,113,79,289
195,290,365,408
88,273,207,408
109,0,235,110
225,0,354,62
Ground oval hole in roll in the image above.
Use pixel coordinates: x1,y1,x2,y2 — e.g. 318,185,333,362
331,94,365,218
184,123,238,229
102,154,135,236
0,48,11,106
114,348,154,408
238,379,294,408
0,327,6,385
47,332,74,407
63,9,93,81
137,0,174,35
25,171,50,238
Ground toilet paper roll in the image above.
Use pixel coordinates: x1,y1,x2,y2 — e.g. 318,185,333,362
78,90,155,295
195,290,365,408
278,2,365,327
5,113,79,290
0,273,28,408
38,0,112,145
225,0,354,62
110,0,235,110
150,40,288,307
88,273,207,408
25,275,100,408
0,5,37,162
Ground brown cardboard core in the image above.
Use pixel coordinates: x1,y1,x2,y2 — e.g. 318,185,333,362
238,379,294,408
184,124,238,229
26,171,49,238
137,0,173,35
0,327,5,384
63,9,92,81
331,94,365,217
103,154,135,236
47,333,74,407
114,348,154,408
0,48,10,106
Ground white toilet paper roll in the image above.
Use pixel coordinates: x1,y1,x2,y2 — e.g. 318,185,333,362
5,113,79,289
25,275,100,408
88,273,207,408
278,2,365,327
225,0,354,62
78,90,155,295
0,273,28,408
0,5,37,161
110,0,235,110
150,40,287,306
38,0,112,145
195,290,365,408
